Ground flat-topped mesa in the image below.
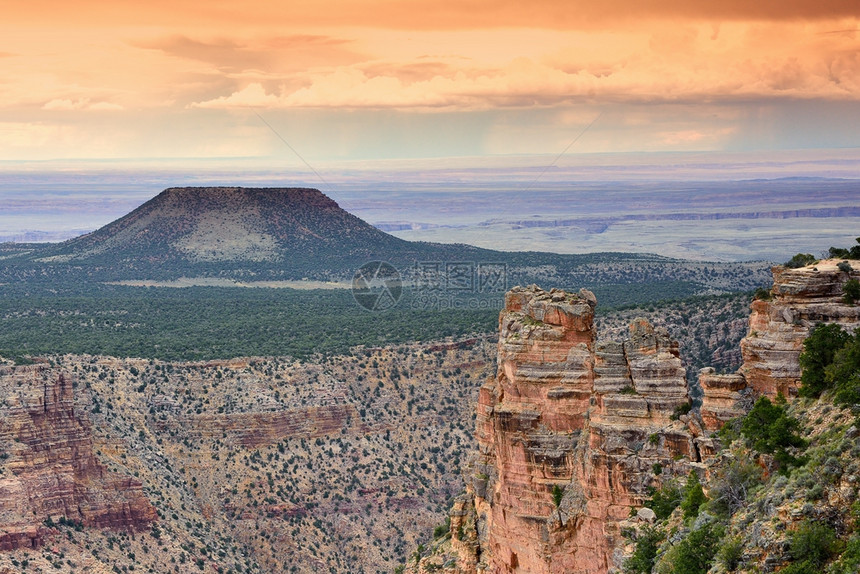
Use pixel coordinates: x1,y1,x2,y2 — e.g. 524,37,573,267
0,365,157,550
739,260,860,398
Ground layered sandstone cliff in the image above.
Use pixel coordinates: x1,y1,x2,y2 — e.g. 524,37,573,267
581,319,700,569
437,262,860,573
0,365,156,550
431,286,701,574
469,287,597,573
738,259,860,397
699,259,860,431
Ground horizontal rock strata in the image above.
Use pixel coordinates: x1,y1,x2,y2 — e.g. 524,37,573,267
0,365,156,550
454,286,698,574
739,260,860,397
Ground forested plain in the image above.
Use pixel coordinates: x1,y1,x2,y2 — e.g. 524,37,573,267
0,278,754,369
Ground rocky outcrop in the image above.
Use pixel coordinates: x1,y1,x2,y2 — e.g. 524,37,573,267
738,260,860,398
574,319,697,572
594,318,688,424
404,264,860,573
698,369,748,432
446,286,699,574
689,257,860,438
469,286,596,573
696,259,860,432
0,365,156,549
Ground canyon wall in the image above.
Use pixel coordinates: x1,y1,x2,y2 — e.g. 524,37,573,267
700,259,860,431
739,259,860,397
0,343,495,573
439,286,702,574
422,259,860,572
0,365,156,550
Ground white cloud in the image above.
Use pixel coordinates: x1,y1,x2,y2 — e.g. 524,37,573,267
189,83,281,109
88,101,124,111
42,98,124,111
191,64,604,110
43,98,88,110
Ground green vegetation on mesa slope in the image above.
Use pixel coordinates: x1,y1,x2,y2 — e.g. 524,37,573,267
627,401,860,574
799,322,860,407
2,236,768,294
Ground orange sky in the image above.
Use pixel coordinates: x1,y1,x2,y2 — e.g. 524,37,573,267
2,0,859,162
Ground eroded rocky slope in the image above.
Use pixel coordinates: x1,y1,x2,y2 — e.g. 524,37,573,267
0,366,156,551
0,341,496,573
3,258,857,573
